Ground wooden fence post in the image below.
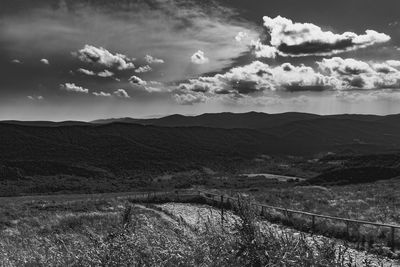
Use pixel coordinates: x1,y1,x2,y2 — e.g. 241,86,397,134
311,215,315,233
221,195,224,225
391,227,395,251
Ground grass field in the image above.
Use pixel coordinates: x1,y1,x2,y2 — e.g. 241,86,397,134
1,192,396,266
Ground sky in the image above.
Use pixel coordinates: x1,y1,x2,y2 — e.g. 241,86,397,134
1,0,400,121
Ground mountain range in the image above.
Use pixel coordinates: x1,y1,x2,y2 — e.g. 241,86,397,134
1,112,400,195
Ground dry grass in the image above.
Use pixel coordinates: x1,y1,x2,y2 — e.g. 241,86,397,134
237,178,400,254
0,194,396,266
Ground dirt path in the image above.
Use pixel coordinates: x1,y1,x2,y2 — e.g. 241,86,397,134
155,203,400,267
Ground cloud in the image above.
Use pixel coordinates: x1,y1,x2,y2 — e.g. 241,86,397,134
318,57,374,76
135,65,152,73
27,95,44,100
386,60,400,68
144,55,164,64
174,92,208,105
11,59,21,64
129,75,164,93
176,56,400,105
0,0,259,95
235,32,248,42
176,61,335,102
143,81,164,93
113,89,130,98
77,68,96,76
129,75,147,86
77,68,114,77
73,45,135,70
191,50,209,64
262,16,391,57
97,70,114,77
60,83,89,94
40,58,49,65
318,57,400,89
92,89,130,98
93,91,112,97
251,40,278,58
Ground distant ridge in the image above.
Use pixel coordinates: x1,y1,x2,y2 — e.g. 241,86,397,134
3,112,400,131
91,112,320,129
0,120,88,127
90,112,400,129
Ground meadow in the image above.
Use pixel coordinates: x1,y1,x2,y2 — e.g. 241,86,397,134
0,192,392,266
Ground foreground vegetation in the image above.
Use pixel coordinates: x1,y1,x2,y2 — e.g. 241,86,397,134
233,178,400,255
1,194,394,266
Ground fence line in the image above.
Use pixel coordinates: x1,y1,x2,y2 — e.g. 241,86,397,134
106,188,400,251
197,190,399,251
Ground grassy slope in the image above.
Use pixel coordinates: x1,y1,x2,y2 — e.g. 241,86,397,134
1,194,395,266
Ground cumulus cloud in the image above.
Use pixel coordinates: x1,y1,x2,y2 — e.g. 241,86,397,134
73,45,135,70
128,75,164,93
261,16,391,57
251,40,278,58
318,57,374,76
77,68,96,76
77,68,114,78
92,89,130,98
135,65,152,73
176,56,400,105
93,91,112,97
176,60,335,103
174,92,208,105
144,55,164,64
113,89,130,98
60,83,89,94
129,75,147,86
386,60,400,68
97,70,114,77
318,57,400,89
191,50,209,64
40,58,49,65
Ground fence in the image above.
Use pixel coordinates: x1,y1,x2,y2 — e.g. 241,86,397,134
197,190,400,252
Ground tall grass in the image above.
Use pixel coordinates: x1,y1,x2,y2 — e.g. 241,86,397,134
0,196,393,266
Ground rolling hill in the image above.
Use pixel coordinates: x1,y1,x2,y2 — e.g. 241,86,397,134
2,112,400,195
